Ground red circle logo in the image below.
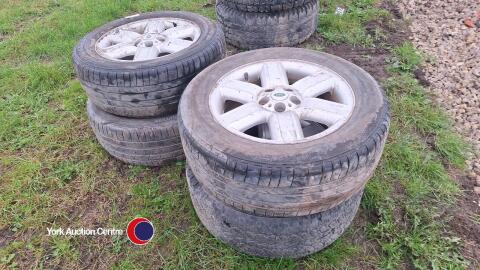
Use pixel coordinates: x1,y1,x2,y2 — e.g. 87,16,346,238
126,217,154,245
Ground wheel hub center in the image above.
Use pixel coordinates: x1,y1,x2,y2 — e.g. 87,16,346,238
271,91,287,100
257,87,302,112
138,34,167,47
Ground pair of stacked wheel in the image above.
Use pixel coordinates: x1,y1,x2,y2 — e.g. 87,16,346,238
179,48,390,258
216,0,319,49
73,12,226,166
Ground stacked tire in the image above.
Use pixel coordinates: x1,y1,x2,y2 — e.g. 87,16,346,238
216,0,319,49
179,48,390,258
73,12,226,166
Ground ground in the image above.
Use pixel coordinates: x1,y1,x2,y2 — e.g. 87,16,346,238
0,0,478,269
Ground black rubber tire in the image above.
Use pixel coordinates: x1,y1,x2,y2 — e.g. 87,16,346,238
216,1,318,49
187,166,362,258
178,48,389,217
219,0,317,13
87,100,184,166
73,11,226,118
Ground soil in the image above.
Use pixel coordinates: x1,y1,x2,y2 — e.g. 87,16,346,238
305,3,409,83
446,169,480,267
397,0,480,184
344,209,380,270
4,1,477,268
0,227,15,249
301,1,480,268
394,0,480,267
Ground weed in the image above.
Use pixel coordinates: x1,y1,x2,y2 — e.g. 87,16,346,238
388,42,422,72
362,42,468,269
384,73,467,167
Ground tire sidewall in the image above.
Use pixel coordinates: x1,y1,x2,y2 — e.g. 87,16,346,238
87,99,177,129
187,166,363,258
73,11,219,71
179,48,388,165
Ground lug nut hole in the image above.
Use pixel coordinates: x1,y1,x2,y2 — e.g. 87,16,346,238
290,96,301,105
144,40,154,47
274,103,286,112
259,97,270,105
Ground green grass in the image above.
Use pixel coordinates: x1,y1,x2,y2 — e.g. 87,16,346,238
0,0,473,269
0,0,55,37
318,0,389,46
386,43,467,167
388,42,422,72
360,43,469,269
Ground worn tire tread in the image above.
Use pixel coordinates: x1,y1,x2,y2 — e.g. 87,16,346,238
216,1,318,49
187,166,362,258
87,100,184,167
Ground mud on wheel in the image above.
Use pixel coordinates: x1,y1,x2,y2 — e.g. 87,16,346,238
179,48,390,217
187,166,363,258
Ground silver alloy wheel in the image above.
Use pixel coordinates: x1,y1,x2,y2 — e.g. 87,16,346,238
209,60,355,143
95,17,201,61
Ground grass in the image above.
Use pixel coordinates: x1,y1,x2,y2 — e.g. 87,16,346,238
318,0,389,46
388,42,422,72
360,43,469,269
0,0,473,269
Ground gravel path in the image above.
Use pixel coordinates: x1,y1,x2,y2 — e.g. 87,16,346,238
397,0,480,184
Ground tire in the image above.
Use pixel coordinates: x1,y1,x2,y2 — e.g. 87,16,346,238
187,166,363,258
87,100,184,166
216,1,318,49
179,48,389,217
73,11,226,118
219,0,317,13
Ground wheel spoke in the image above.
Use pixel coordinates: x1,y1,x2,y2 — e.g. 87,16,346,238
144,20,166,34
260,62,289,88
133,46,159,61
116,29,142,42
100,43,138,59
292,73,336,97
296,98,350,126
267,111,304,142
218,103,269,132
162,25,197,39
161,38,194,53
217,80,262,104
97,29,141,48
